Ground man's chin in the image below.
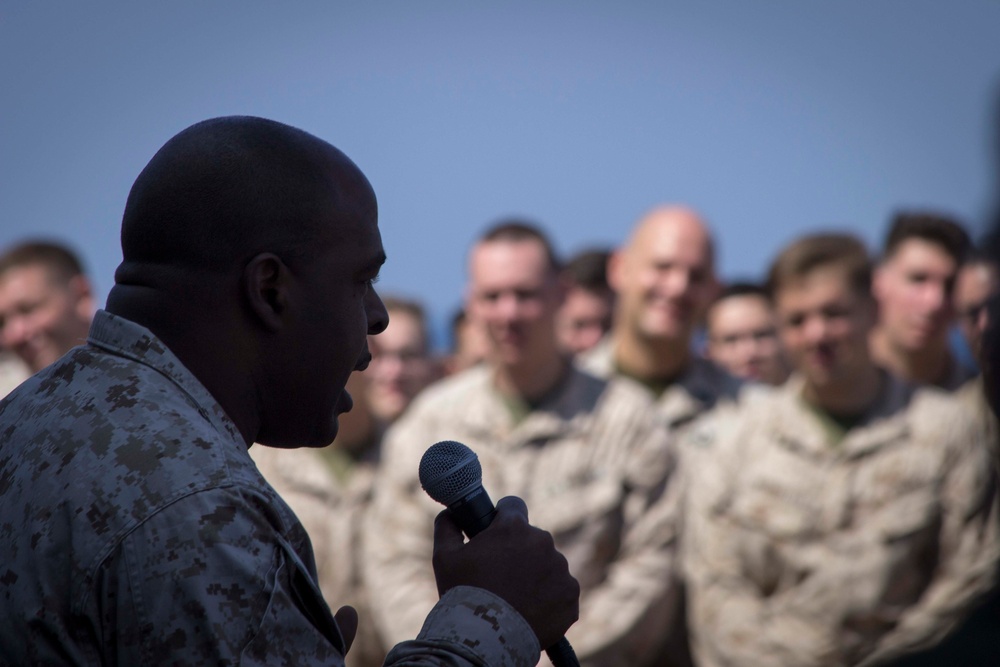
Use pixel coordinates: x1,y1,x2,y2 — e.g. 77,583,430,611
255,423,339,449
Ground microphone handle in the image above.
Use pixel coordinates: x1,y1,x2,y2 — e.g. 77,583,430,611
448,487,581,667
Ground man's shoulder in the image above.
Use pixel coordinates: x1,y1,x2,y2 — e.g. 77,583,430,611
585,368,659,418
0,345,261,556
684,356,745,404
901,380,991,447
405,364,494,414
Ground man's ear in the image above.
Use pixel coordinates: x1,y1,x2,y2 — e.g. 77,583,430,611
68,275,95,321
607,250,624,293
243,253,292,332
872,263,890,301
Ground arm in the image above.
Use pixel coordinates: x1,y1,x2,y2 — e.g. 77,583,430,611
104,484,553,667
860,407,1000,665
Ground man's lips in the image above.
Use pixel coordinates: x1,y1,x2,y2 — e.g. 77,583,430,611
339,389,354,414
354,353,372,372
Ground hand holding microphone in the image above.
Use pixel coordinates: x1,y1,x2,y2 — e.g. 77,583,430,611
420,440,581,667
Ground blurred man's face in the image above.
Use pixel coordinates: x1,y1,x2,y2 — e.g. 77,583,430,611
611,213,716,345
467,239,562,370
706,294,789,385
557,286,613,356
0,264,93,372
366,308,437,423
776,266,876,392
874,238,958,352
954,262,999,363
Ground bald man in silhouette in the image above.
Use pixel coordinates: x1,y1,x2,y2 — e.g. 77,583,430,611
0,117,577,666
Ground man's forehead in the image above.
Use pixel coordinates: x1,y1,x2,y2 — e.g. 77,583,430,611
777,267,856,303
0,263,63,292
471,239,551,276
887,238,956,269
630,222,711,265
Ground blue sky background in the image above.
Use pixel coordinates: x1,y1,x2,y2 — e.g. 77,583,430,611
3,2,999,348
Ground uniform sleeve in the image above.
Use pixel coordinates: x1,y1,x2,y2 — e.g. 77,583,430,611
102,485,541,667
363,408,447,646
859,407,1000,666
385,587,540,667
100,485,348,666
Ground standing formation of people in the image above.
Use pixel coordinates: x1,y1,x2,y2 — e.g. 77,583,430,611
1,115,999,667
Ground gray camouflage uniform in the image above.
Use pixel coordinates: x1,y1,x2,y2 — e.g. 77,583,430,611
0,310,541,666
682,374,1000,667
363,363,681,667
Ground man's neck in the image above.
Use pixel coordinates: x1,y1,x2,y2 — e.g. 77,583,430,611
802,363,884,417
871,329,953,387
492,351,570,405
107,286,258,447
612,327,690,383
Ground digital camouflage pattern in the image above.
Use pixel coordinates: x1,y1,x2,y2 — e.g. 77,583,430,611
0,310,541,666
364,363,682,667
682,373,1000,667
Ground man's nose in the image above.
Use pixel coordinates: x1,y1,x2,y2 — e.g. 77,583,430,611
803,316,828,343
662,269,690,298
367,290,389,335
496,293,521,320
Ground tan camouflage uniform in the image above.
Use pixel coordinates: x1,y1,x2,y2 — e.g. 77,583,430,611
250,444,385,667
580,337,743,435
0,310,543,666
682,373,1000,667
364,363,681,667
0,349,29,398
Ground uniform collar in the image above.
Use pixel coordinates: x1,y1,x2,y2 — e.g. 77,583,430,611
87,309,245,447
769,372,914,459
581,336,741,427
454,363,610,447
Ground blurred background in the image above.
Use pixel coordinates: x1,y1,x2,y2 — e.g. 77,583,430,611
2,1,999,348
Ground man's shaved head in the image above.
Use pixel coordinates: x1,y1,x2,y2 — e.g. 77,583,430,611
105,116,388,448
622,206,715,269
610,205,717,345
116,116,375,285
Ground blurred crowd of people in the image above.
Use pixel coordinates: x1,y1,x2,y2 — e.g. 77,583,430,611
2,202,998,666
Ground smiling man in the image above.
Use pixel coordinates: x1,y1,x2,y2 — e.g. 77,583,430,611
683,233,1000,667
704,282,789,386
0,117,579,666
0,240,94,377
583,206,741,437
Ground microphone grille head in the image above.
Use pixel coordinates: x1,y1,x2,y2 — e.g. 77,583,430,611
419,440,482,506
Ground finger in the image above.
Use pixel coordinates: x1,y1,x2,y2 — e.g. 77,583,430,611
495,495,529,523
433,508,466,553
333,605,358,654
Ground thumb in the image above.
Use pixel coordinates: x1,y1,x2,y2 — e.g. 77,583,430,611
333,605,358,654
495,495,529,523
432,508,468,597
433,508,466,553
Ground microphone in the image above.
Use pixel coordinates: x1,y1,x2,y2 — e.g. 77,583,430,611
419,440,580,667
